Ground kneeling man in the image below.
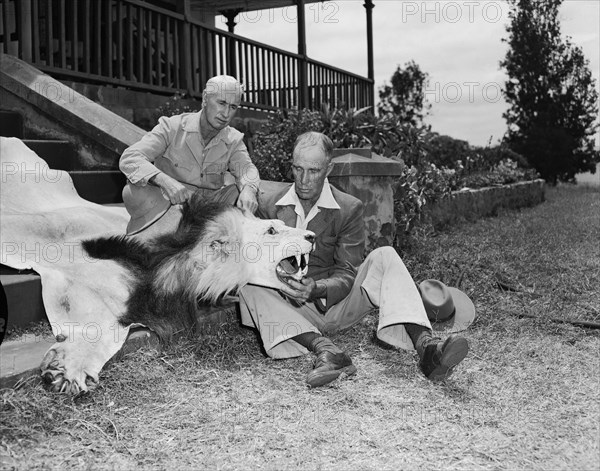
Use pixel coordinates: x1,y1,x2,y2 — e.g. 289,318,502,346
239,132,469,387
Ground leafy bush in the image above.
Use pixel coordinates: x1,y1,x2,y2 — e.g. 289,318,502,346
251,106,431,181
251,109,322,182
420,133,538,189
393,160,456,245
458,158,539,189
155,92,200,120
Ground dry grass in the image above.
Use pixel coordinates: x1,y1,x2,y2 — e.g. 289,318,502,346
1,185,599,470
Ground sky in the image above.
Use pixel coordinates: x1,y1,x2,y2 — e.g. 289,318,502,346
216,0,600,147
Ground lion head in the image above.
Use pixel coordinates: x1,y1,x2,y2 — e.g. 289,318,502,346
153,198,314,303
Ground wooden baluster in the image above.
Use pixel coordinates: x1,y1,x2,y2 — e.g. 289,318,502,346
172,17,180,89
45,0,53,65
58,0,66,69
252,45,257,105
116,0,122,79
136,7,143,83
1,0,9,54
260,47,266,107
94,1,101,74
191,24,198,91
82,0,89,73
18,0,33,61
126,3,133,81
277,52,282,109
219,34,224,75
71,0,77,71
154,11,161,86
165,16,171,88
145,8,151,85
32,0,39,63
103,0,111,77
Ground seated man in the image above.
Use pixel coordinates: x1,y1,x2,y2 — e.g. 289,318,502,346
239,131,470,387
120,75,260,234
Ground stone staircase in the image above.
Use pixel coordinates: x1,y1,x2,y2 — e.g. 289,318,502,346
0,109,130,388
0,109,127,333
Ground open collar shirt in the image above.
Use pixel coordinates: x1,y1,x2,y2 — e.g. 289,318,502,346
275,179,341,229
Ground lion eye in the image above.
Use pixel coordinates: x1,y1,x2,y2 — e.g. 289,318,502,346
267,226,278,235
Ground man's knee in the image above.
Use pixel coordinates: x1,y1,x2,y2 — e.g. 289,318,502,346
368,246,399,265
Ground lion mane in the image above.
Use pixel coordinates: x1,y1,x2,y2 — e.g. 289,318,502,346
82,193,314,342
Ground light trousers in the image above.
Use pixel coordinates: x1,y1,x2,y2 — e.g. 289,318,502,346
238,246,431,359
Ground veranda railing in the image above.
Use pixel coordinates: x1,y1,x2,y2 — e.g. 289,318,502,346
0,0,374,111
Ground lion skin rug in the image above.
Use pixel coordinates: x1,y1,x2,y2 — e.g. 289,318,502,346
1,137,133,393
1,137,314,394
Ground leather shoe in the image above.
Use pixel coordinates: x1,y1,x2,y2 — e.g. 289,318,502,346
419,334,469,381
306,337,357,388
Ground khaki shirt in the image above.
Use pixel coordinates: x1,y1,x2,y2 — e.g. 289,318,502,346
119,111,260,192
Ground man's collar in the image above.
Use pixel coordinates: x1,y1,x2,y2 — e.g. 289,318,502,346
183,111,229,144
275,179,341,210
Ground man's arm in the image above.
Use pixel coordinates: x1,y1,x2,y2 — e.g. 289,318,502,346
318,200,365,306
120,116,191,204
280,199,365,307
120,116,172,185
228,137,260,212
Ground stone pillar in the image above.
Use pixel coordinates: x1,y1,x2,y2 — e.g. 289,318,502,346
329,148,403,252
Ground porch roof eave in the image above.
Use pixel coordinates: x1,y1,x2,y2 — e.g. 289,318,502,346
189,0,325,14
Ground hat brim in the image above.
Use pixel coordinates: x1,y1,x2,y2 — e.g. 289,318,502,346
123,183,173,235
430,286,476,333
126,201,171,235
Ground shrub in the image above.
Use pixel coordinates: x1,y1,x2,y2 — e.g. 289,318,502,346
393,160,456,246
251,109,323,182
458,158,539,189
251,106,432,181
155,92,200,119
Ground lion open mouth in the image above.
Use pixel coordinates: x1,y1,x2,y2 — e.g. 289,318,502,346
276,253,310,283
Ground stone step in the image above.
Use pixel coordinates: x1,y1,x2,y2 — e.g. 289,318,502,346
22,139,76,171
0,266,46,331
0,110,24,138
68,170,126,204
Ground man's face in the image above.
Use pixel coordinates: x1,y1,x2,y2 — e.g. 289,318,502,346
292,145,333,207
202,89,241,131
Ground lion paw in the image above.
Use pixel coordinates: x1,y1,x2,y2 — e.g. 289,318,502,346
40,341,101,394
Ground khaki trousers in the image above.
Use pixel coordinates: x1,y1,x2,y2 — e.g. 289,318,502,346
238,246,431,359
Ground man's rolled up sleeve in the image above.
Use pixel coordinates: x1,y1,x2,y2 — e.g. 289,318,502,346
120,117,172,186
228,138,260,192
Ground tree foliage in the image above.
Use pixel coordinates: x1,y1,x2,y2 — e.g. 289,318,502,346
378,60,431,127
501,0,599,184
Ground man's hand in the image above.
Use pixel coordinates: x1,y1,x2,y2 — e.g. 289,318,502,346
151,173,193,204
279,277,326,305
236,185,259,214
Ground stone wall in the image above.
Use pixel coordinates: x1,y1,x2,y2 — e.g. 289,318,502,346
425,180,546,229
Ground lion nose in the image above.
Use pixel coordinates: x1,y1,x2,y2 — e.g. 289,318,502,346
305,234,315,243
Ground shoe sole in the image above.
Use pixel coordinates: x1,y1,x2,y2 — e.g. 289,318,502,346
306,365,357,388
427,337,469,381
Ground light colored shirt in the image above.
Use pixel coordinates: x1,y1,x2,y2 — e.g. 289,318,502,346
276,179,340,306
275,179,341,229
119,111,260,192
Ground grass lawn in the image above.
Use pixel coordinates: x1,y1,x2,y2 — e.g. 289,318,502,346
1,185,599,470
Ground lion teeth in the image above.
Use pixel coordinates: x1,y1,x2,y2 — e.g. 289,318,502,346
305,253,309,264
295,254,301,269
